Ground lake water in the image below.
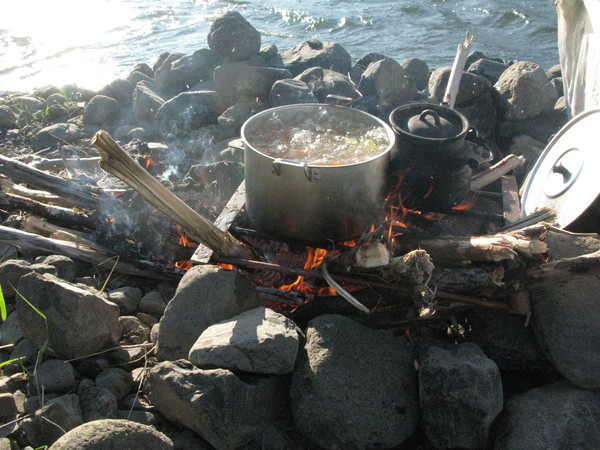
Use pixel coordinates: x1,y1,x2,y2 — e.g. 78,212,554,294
0,0,559,94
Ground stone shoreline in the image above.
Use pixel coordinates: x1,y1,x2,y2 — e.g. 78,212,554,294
2,9,600,450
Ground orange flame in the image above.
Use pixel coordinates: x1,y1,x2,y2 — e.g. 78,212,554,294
279,247,337,296
174,260,192,270
105,217,115,223
176,225,198,248
143,154,159,169
452,193,479,211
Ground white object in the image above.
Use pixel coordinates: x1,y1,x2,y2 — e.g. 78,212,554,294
556,0,600,117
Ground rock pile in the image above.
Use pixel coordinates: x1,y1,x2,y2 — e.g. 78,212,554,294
1,9,600,450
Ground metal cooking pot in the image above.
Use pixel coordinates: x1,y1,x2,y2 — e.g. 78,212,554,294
241,104,396,244
388,103,493,210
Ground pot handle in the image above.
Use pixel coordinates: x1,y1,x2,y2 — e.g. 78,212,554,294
272,159,321,182
465,128,494,169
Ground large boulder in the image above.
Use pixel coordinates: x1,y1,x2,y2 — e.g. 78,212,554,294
207,11,261,62
82,95,121,126
357,58,418,117
16,272,121,360
50,419,173,449
295,67,361,102
529,233,600,388
401,57,430,91
495,61,558,121
237,66,293,98
145,359,289,449
419,342,503,449
33,123,81,150
0,105,16,129
281,39,352,76
428,66,492,106
269,79,318,106
99,78,134,106
290,314,419,448
154,91,223,137
212,59,265,105
155,265,260,361
133,81,164,123
154,49,222,96
20,394,83,447
79,387,118,422
27,359,77,395
188,306,300,374
494,382,600,449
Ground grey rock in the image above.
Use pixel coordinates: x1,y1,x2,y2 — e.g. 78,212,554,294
33,255,75,282
0,372,27,394
99,78,134,106
82,95,121,126
401,57,430,91
76,378,94,397
145,359,289,449
116,409,162,426
6,96,45,113
127,70,153,86
27,359,77,395
95,367,134,401
138,291,167,317
0,259,40,298
6,339,38,375
496,107,567,143
16,272,121,360
529,233,600,388
207,11,261,61
169,429,212,450
0,106,16,129
79,387,118,421
0,438,17,450
212,59,265,105
20,394,83,448
281,38,351,76
155,49,222,96
133,81,164,123
33,123,81,150
494,382,600,450
495,61,558,120
108,286,142,315
269,79,318,106
156,265,260,361
468,58,509,84
217,96,268,135
290,314,418,449
546,64,562,79
130,62,154,79
295,67,360,102
155,90,222,137
0,311,23,346
429,66,492,106
467,308,549,371
419,342,503,449
136,312,158,326
0,393,17,421
358,58,418,116
50,419,173,449
356,52,387,68
237,66,292,97
189,306,300,374
551,76,564,97
119,316,150,345
259,44,284,67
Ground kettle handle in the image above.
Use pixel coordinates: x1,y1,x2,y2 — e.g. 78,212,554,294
465,128,494,168
272,159,321,181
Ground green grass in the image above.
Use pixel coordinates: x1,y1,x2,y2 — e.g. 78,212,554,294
0,283,6,322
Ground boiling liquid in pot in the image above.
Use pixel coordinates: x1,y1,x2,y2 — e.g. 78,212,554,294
249,108,389,165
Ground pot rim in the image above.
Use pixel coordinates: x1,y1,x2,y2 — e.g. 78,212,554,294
388,103,470,143
241,103,397,168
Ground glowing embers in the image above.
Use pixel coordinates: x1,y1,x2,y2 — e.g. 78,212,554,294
279,246,339,297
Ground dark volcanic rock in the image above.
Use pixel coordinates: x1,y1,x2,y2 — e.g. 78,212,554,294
494,382,600,450
269,79,318,106
281,38,352,76
155,265,260,361
207,11,261,62
79,387,118,422
295,67,360,102
428,66,492,106
237,66,293,97
27,359,77,395
468,58,509,84
290,314,418,449
401,57,430,91
50,419,173,449
188,306,300,374
155,49,222,96
33,123,81,150
99,78,135,106
16,272,121,360
133,81,164,123
82,94,121,126
145,359,289,449
155,90,223,137
419,342,503,449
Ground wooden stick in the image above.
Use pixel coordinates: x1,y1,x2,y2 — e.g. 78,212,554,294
0,225,183,280
0,191,94,230
92,131,253,260
0,178,77,208
501,175,521,225
443,32,473,108
526,249,600,286
470,154,526,191
21,216,104,251
0,155,104,208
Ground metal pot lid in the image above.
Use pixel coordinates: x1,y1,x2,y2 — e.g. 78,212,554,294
407,108,457,138
521,108,600,228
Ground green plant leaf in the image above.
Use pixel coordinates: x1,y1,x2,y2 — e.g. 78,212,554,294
0,356,25,368
0,284,6,322
13,286,47,321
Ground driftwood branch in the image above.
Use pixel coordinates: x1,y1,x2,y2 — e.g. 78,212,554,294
92,131,253,259
0,155,103,208
0,225,182,280
443,32,473,108
470,154,526,191
527,250,600,286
